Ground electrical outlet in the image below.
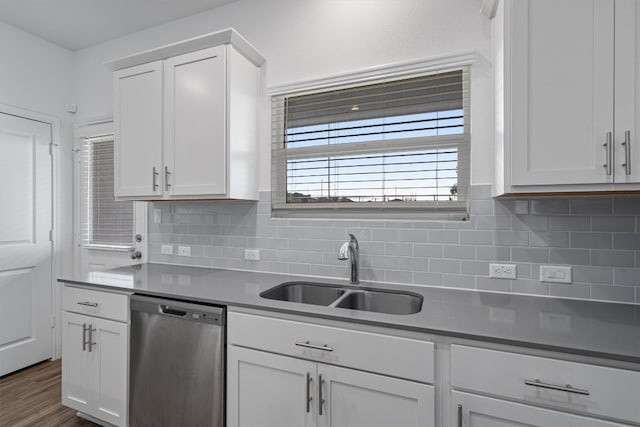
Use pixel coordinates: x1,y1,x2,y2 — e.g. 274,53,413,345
489,263,516,279
161,244,173,255
244,249,260,261
177,246,191,257
153,209,162,224
540,265,572,283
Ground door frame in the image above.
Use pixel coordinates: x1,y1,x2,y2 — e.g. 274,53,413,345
0,103,60,361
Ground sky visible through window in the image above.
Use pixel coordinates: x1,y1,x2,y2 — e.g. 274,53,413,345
286,109,463,203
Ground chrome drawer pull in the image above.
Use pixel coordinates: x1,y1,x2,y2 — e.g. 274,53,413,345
457,404,462,427
295,341,333,352
77,301,98,307
318,374,325,416
603,131,613,175
152,166,159,191
82,323,88,351
622,130,632,175
305,373,312,413
87,324,96,352
524,379,590,396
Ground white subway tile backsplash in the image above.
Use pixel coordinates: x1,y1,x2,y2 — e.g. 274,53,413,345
591,216,636,232
590,250,635,268
571,232,612,249
530,231,569,248
569,198,612,215
148,185,640,304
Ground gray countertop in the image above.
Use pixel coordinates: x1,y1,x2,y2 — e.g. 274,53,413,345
59,263,640,363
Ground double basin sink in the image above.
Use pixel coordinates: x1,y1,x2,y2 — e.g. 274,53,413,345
260,281,423,315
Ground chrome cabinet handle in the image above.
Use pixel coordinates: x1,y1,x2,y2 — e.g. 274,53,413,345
87,324,96,353
152,166,159,191
295,341,333,352
318,374,325,416
82,323,88,351
622,130,632,175
524,379,589,395
77,301,98,307
603,131,613,175
457,403,462,427
165,166,171,191
305,373,312,413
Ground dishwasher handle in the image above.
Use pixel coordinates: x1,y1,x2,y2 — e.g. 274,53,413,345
160,305,187,317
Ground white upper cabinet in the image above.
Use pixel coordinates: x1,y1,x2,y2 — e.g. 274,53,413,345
109,29,264,200
614,0,640,184
494,0,640,194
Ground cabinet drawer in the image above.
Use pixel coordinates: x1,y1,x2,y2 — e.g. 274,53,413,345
451,345,640,423
61,285,130,323
228,312,434,383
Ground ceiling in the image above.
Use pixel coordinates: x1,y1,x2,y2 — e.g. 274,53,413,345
0,0,237,51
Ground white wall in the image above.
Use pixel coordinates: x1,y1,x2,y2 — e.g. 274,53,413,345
72,0,494,187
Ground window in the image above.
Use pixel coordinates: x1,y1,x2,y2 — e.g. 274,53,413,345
272,68,470,215
78,134,134,248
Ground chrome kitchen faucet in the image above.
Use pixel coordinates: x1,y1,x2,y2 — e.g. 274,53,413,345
338,233,360,284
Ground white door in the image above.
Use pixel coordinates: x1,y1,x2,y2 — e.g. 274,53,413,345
113,61,163,198
452,391,630,427
318,364,434,427
227,346,316,427
164,45,227,196
510,0,615,186
0,112,52,376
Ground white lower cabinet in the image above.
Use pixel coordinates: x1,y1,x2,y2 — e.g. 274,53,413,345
227,310,435,427
450,345,639,426
60,285,129,427
452,391,631,427
228,346,433,427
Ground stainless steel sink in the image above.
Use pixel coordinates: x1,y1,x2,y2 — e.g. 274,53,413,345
260,281,423,315
333,289,422,315
260,282,346,306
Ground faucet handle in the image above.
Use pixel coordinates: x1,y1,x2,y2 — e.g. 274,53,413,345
348,233,359,249
338,241,350,260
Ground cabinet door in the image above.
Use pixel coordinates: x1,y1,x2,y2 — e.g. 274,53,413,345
227,346,316,427
615,0,640,183
510,0,615,186
61,311,96,414
452,391,631,427
93,318,128,427
318,365,434,427
114,61,163,198
164,45,227,196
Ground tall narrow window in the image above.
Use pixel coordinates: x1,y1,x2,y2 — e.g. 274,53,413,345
272,68,470,214
78,135,134,248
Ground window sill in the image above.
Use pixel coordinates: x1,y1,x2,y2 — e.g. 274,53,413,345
81,244,134,252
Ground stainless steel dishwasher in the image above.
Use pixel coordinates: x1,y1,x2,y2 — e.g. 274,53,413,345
129,294,225,427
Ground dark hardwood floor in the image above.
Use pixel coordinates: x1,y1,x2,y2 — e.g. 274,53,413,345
0,360,98,427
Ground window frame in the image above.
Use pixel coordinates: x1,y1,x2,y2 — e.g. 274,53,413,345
270,56,474,217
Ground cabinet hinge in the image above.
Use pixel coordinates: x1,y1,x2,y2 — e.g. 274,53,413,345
49,230,53,242
51,315,55,329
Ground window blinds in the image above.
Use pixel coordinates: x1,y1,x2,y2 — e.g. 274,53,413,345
78,135,134,247
272,69,470,211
